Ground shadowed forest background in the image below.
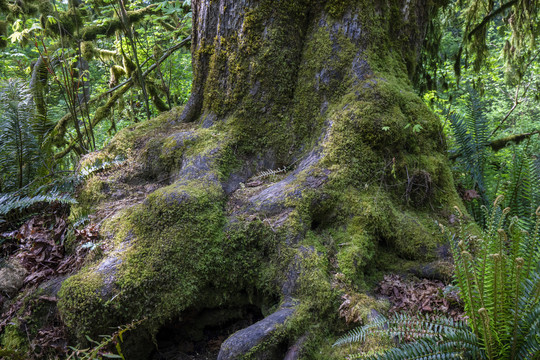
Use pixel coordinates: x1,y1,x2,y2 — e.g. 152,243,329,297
0,0,539,359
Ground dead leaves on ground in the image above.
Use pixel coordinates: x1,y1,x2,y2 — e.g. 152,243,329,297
15,214,67,285
0,204,101,286
377,274,463,320
0,203,102,358
338,274,464,326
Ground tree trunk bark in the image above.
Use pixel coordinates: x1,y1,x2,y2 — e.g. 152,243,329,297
181,0,438,159
57,1,464,359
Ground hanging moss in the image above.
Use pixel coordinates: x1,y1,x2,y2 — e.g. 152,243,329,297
80,41,94,61
0,20,7,48
122,53,136,78
37,0,53,16
146,78,169,112
29,55,50,132
96,47,117,61
56,8,82,35
79,5,157,41
92,82,131,125
109,64,126,87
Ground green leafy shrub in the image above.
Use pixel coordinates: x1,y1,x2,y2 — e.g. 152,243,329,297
334,197,540,359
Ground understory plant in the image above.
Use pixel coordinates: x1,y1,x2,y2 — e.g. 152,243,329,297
66,319,144,360
334,196,540,359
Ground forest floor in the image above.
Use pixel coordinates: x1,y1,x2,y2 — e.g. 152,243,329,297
0,203,463,358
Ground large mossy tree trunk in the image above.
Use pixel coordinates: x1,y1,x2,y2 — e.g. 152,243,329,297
182,0,436,155
57,0,463,359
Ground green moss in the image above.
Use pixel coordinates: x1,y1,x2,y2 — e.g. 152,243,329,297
60,176,281,341
325,0,349,18
105,106,186,158
70,175,107,220
57,2,462,356
339,189,443,261
273,250,341,359
57,271,109,337
197,0,313,159
80,176,106,204
1,324,29,354
217,143,243,181
79,6,156,41
109,64,125,84
335,227,375,286
290,20,360,152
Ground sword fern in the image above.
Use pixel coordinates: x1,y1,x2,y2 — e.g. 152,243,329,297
334,198,540,359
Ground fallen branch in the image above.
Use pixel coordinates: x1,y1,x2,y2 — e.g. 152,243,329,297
489,130,540,152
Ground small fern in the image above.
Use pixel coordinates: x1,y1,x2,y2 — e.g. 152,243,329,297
77,156,126,180
449,89,490,200
335,313,484,359
0,79,40,192
251,166,288,181
503,147,540,235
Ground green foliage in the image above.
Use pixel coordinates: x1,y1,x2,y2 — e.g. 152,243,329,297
503,148,540,232
0,78,41,191
418,0,540,90
0,0,194,231
449,197,540,359
448,88,491,215
66,319,143,360
337,314,485,359
0,0,193,194
334,198,540,359
0,191,75,218
445,88,540,230
0,78,78,227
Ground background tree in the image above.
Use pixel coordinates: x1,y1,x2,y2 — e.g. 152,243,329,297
0,0,192,191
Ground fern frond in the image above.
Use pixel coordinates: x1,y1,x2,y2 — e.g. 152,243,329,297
78,157,126,180
448,89,492,225
0,79,40,192
0,192,76,218
512,268,540,359
333,314,390,346
351,335,483,360
251,166,287,181
334,313,471,347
